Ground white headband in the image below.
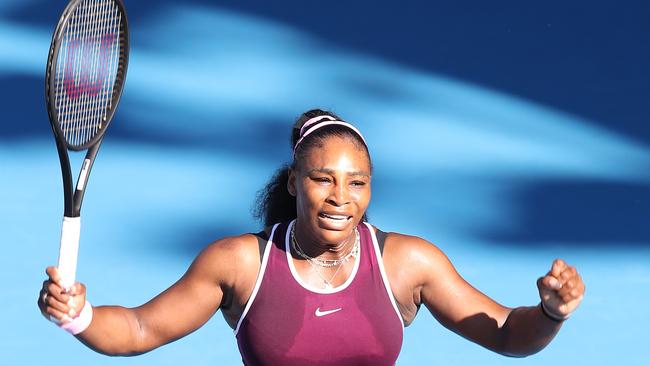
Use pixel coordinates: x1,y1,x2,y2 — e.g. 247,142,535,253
293,115,367,158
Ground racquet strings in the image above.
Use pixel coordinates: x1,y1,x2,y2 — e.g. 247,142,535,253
53,0,123,148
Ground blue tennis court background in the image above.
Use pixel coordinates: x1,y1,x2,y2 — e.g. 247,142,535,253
1,0,649,364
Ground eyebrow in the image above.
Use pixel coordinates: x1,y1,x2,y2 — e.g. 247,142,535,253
307,168,371,178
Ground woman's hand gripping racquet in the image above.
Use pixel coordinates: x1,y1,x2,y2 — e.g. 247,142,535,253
45,0,129,291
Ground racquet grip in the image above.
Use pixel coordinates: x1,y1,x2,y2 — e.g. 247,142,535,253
57,216,81,290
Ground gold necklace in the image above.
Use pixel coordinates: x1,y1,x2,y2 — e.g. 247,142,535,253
291,224,359,268
290,224,360,289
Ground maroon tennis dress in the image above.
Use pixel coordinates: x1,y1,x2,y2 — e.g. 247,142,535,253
235,220,404,365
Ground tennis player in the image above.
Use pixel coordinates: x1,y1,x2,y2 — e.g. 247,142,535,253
38,109,585,365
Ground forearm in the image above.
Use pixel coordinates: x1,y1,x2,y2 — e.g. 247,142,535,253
499,305,563,357
75,305,150,356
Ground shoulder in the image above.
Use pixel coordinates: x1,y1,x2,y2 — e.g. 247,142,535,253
189,228,272,287
389,232,447,262
199,225,273,262
368,225,454,283
368,224,447,262
365,224,458,324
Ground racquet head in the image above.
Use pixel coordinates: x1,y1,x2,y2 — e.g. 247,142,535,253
46,0,129,151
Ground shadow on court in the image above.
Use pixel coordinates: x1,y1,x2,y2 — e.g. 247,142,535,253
3,0,649,147
478,179,650,246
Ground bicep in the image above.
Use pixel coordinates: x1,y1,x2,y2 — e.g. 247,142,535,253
133,243,231,351
415,241,511,349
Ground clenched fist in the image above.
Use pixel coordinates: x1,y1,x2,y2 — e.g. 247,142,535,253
38,266,87,324
537,259,585,321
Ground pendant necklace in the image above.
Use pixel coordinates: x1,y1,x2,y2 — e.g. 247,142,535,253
291,224,359,289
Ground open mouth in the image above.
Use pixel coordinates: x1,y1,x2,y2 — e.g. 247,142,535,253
318,212,352,222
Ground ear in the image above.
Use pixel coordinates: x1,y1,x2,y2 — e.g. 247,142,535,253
287,168,297,197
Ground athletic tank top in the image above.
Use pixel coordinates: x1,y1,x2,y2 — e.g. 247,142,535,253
235,220,404,366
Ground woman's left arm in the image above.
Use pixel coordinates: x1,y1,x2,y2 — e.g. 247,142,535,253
499,258,585,356
389,235,584,357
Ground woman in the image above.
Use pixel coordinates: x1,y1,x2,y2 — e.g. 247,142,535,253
38,109,585,365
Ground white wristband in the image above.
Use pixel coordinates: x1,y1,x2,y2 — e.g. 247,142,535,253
59,301,93,335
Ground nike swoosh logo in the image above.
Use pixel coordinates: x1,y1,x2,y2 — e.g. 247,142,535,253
315,307,342,317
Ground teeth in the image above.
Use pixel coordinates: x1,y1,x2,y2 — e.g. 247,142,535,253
321,213,348,220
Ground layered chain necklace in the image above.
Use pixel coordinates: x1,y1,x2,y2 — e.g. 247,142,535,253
291,224,360,289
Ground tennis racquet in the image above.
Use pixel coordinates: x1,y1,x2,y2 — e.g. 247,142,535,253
45,0,129,290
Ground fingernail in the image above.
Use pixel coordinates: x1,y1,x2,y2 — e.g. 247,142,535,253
69,309,77,317
62,314,73,323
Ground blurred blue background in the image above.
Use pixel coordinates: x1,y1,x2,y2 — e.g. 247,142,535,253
1,0,649,364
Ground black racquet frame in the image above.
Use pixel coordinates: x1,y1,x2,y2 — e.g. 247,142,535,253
45,0,129,219
44,0,129,289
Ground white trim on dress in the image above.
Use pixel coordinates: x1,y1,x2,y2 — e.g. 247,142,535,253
285,220,361,295
364,222,405,330
234,223,278,335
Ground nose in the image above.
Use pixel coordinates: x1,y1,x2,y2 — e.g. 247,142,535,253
326,181,350,207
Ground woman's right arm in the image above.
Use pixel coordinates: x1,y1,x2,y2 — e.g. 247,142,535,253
38,235,255,356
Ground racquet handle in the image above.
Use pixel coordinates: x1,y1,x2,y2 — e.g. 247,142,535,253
57,216,81,290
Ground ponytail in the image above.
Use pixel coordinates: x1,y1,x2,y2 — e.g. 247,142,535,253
253,164,296,227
